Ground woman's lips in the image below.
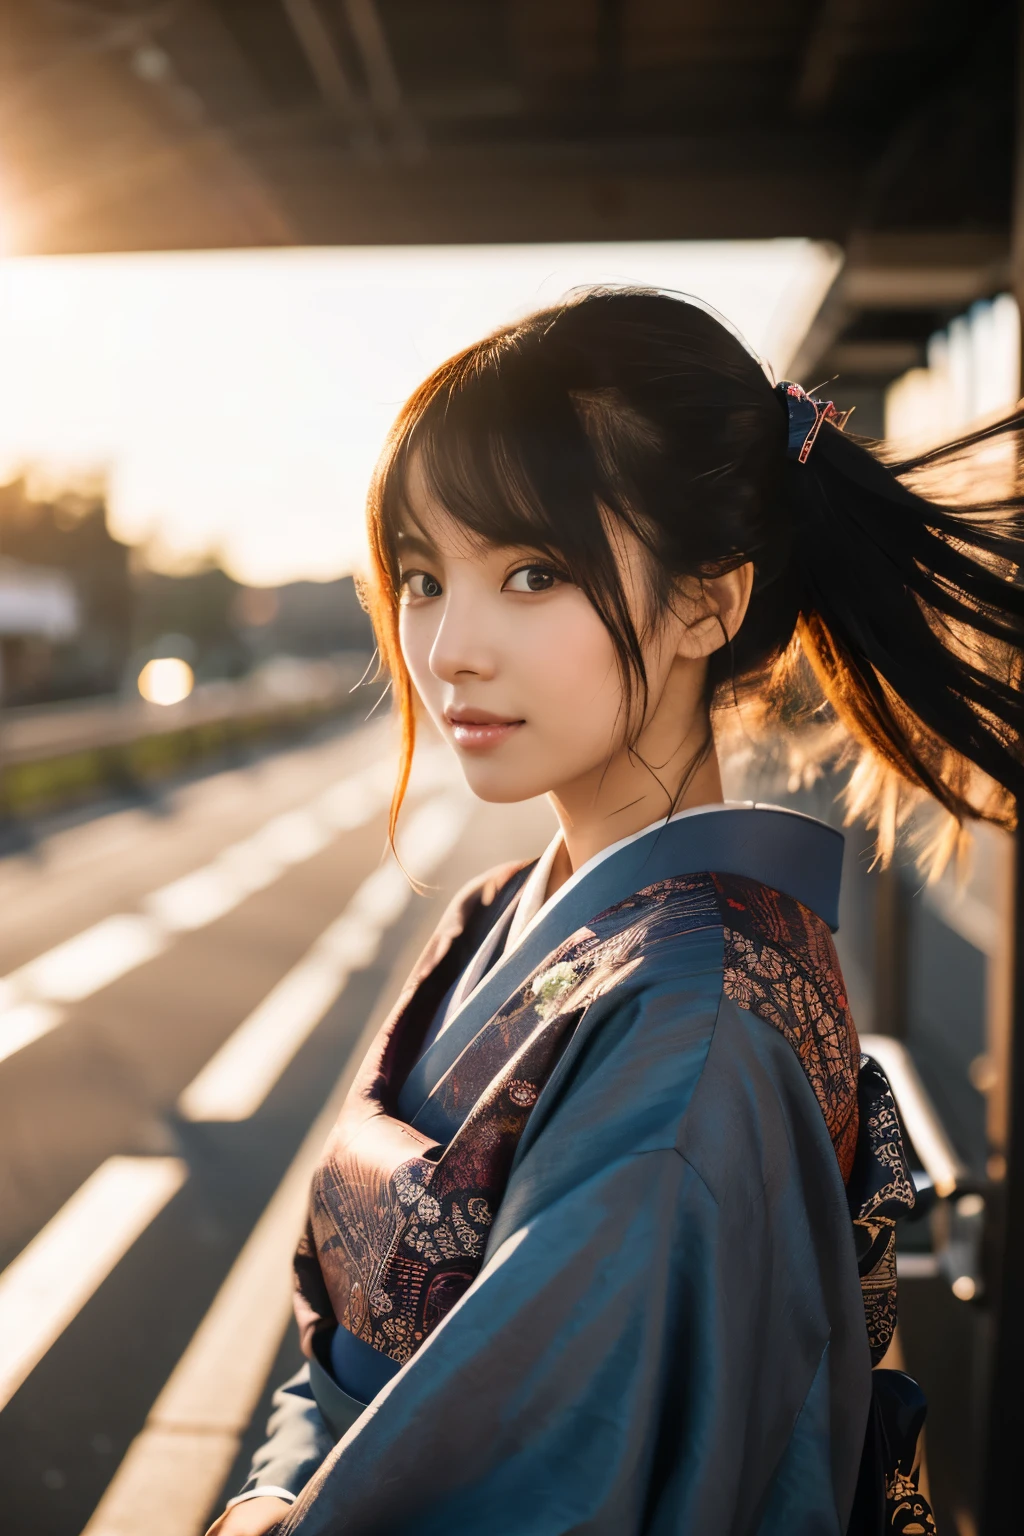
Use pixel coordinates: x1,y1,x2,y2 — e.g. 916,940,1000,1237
445,712,524,752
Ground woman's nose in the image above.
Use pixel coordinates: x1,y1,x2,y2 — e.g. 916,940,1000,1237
428,593,497,683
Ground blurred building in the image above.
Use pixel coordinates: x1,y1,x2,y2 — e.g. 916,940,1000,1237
133,566,372,683
0,557,79,703
0,479,373,707
233,577,372,661
886,292,1021,447
0,480,130,704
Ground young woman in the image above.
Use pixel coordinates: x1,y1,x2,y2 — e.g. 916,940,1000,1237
211,289,1024,1535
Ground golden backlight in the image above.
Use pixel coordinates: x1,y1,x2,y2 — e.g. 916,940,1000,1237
0,243,841,587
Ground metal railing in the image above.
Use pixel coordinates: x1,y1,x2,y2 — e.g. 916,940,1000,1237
0,653,374,816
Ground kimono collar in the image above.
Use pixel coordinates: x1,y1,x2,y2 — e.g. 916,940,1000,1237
397,803,844,1125
504,801,763,957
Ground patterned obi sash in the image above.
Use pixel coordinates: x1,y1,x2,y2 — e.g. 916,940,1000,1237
293,952,581,1367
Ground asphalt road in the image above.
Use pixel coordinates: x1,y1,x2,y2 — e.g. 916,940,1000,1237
0,714,552,1536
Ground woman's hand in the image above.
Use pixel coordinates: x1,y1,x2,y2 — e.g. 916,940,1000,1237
205,1494,293,1536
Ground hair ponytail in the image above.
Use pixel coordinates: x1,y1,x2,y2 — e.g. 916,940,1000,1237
768,407,1024,862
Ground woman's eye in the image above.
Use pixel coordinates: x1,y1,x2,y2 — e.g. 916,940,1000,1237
402,571,443,600
503,566,559,594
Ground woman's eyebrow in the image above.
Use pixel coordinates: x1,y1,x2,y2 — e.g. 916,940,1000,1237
396,531,436,561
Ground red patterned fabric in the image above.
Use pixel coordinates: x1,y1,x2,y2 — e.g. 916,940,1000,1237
296,999,578,1366
712,873,861,1181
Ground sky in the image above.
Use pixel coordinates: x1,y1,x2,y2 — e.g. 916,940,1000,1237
0,240,840,587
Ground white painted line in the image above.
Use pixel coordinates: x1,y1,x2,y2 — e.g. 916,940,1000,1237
315,776,386,831
0,1003,66,1068
252,808,334,867
141,773,389,937
81,892,451,1536
398,791,474,873
80,1074,353,1536
345,863,412,930
0,1157,187,1411
0,758,397,1069
179,794,470,1122
145,866,253,936
15,915,168,1005
178,946,371,1123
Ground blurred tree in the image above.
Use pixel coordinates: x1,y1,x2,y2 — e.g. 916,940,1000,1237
0,479,131,704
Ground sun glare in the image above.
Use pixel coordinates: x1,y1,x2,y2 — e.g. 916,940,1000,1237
0,243,841,586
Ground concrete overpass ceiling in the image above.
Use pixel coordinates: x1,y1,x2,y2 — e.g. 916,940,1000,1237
0,1,1015,394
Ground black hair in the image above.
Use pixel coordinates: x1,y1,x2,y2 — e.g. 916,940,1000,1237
364,287,1024,862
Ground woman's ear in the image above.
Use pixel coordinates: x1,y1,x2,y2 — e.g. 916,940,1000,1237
675,562,754,659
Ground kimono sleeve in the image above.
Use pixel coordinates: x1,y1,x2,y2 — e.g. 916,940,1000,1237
277,995,870,1536
232,1365,335,1503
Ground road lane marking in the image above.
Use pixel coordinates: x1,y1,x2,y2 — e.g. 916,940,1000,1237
0,775,465,1425
80,1053,365,1536
75,792,538,1535
0,1002,64,1060
179,948,367,1123
0,1157,187,1411
10,915,168,1005
0,757,403,1069
79,892,449,1536
178,793,470,1121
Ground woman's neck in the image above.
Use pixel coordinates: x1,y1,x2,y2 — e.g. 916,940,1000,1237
543,721,724,900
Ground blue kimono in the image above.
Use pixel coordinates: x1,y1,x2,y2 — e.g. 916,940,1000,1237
234,806,930,1534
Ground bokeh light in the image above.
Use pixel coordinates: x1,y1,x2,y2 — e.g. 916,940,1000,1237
137,656,194,706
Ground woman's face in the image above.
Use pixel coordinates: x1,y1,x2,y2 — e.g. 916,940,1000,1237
396,461,736,811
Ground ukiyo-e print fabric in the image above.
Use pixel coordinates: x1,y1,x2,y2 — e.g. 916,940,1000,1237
243,808,929,1536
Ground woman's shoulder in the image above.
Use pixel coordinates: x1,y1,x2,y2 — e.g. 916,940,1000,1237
588,866,844,989
704,871,860,1180
562,869,860,1177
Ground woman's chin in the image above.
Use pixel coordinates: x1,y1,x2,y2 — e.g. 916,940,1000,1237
451,751,549,806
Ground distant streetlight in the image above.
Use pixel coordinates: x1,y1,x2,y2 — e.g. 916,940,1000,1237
137,657,194,706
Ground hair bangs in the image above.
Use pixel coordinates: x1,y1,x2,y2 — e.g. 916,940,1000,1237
365,319,666,845
379,344,622,589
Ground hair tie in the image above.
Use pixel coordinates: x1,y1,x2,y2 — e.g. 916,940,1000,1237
777,380,854,465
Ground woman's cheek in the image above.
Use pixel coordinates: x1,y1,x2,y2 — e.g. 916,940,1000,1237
399,611,442,719
521,602,622,733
